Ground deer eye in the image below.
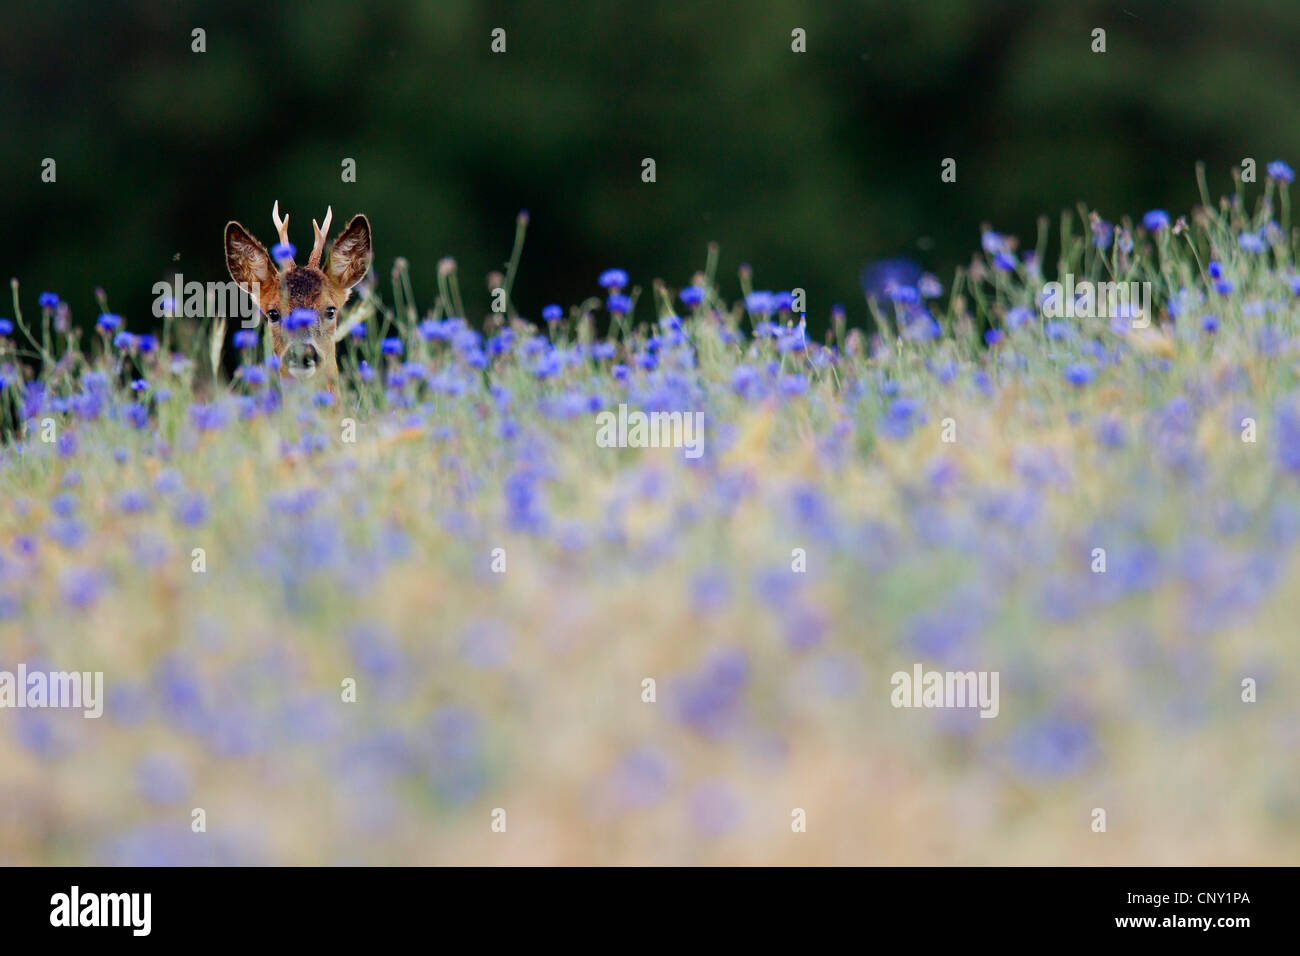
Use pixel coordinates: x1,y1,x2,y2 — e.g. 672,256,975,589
267,309,280,322
324,307,337,321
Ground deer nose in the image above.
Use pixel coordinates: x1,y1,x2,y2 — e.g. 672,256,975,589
285,341,321,378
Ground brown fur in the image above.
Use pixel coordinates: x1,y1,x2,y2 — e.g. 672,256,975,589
224,212,373,391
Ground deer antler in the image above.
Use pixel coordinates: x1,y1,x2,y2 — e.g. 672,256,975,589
309,206,333,269
271,200,293,262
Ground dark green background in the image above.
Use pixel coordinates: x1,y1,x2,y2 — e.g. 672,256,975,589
3,0,1300,333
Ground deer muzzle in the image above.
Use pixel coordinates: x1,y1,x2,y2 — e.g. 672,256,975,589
285,341,322,380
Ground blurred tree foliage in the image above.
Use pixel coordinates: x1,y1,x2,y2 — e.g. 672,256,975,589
3,0,1300,334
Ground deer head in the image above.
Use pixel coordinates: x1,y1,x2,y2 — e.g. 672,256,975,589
224,202,372,388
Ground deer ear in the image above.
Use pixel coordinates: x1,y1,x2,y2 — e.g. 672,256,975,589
325,215,372,292
225,222,277,292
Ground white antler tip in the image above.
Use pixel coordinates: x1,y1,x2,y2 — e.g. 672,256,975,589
309,206,334,267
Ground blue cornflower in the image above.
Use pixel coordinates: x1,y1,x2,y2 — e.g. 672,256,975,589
903,311,941,341
130,379,149,392
932,360,958,383
97,313,123,332
993,252,1018,272
918,275,943,299
542,304,563,322
381,337,404,357
611,363,629,381
504,467,547,533
349,321,366,339
1143,210,1170,232
113,331,136,349
606,293,632,315
1277,402,1300,474
674,647,749,738
313,391,335,408
38,292,59,309
347,625,404,679
240,365,268,386
137,334,158,353
778,374,809,396
1009,713,1096,777
48,518,86,549
1095,416,1125,448
1202,314,1219,334
0,318,12,336
730,364,760,399
984,328,1004,346
680,285,704,306
285,308,315,331
118,489,152,514
863,260,925,304
777,326,806,353
1268,160,1295,183
1006,306,1034,330
887,284,919,304
233,329,259,350
272,241,296,263
1239,232,1266,254
860,258,922,302
532,350,562,379
124,402,149,429
1091,219,1114,250
745,291,775,315
598,268,628,291
1207,260,1223,279
61,567,105,609
136,753,191,806
1064,362,1095,386
189,402,230,432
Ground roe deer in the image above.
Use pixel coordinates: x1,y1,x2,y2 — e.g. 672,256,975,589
224,202,372,389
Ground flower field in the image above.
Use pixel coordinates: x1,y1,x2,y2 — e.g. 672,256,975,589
1,170,1298,865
